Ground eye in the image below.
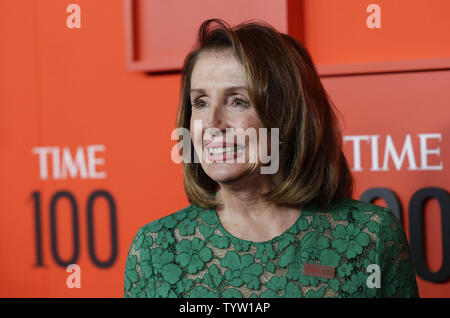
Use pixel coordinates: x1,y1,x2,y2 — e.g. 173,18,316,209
230,97,249,107
192,98,207,109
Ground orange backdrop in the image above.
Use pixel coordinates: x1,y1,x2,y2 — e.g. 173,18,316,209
0,0,449,297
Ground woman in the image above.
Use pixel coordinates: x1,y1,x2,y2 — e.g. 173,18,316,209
124,19,419,298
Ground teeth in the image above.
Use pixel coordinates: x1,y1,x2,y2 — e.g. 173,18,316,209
208,146,244,155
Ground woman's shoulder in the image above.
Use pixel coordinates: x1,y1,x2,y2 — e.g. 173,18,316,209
325,197,400,226
320,197,409,250
328,196,391,213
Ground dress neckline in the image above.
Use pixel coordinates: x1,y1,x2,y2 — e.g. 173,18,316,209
208,192,315,245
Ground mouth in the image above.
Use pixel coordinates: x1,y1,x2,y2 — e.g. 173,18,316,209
206,144,245,156
205,143,246,162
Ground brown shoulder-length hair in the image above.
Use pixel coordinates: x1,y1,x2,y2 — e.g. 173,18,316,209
176,18,354,210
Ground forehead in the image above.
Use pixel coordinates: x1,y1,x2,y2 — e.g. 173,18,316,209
190,49,247,89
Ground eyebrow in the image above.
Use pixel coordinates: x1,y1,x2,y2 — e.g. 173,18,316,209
190,86,248,95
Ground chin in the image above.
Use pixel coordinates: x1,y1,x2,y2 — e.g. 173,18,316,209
203,164,249,183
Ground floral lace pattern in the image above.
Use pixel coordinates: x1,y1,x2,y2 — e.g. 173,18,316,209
124,198,419,298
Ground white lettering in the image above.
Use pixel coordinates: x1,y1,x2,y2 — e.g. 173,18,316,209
66,4,81,29
87,145,107,178
32,147,52,180
370,135,381,171
366,264,381,288
61,146,88,178
66,264,81,288
382,134,418,171
418,133,443,170
344,133,442,172
366,4,381,29
32,145,106,180
343,135,370,171
179,302,213,315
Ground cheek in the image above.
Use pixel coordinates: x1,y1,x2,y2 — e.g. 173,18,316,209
241,117,265,140
189,117,202,150
235,111,263,130
237,118,266,159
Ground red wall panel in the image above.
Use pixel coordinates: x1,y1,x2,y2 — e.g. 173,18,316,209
124,0,288,71
322,69,450,297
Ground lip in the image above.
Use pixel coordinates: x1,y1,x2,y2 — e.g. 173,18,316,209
205,143,246,163
205,141,245,148
203,141,246,164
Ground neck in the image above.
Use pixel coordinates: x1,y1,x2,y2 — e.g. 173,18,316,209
215,168,289,220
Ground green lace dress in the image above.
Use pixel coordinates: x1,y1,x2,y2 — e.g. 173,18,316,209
124,197,420,298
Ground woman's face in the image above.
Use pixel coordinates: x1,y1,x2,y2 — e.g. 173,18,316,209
189,49,267,184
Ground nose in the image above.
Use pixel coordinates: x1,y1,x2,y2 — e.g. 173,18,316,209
202,100,231,146
204,102,227,133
